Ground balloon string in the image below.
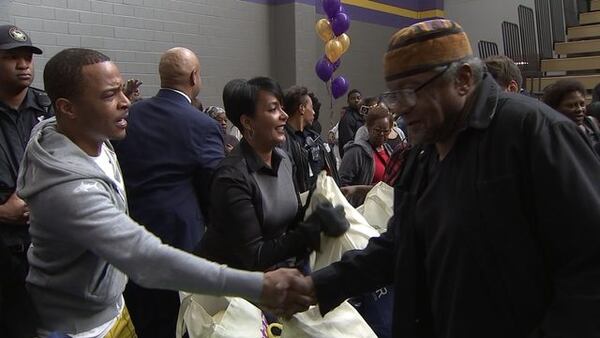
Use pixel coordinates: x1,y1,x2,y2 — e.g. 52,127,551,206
326,80,335,130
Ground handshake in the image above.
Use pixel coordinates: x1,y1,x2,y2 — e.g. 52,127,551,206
259,268,317,317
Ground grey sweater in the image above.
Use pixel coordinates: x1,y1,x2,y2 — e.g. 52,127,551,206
17,118,263,333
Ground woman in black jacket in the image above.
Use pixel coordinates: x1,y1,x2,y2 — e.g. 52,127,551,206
197,77,347,272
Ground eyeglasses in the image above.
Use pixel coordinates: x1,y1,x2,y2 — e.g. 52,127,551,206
381,65,450,112
372,127,391,135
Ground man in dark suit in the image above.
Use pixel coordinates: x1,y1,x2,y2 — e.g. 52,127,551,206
113,47,224,338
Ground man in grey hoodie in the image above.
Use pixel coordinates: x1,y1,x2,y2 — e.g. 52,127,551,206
16,48,314,336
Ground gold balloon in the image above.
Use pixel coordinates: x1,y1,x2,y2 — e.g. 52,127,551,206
315,19,335,42
337,33,350,54
325,39,343,63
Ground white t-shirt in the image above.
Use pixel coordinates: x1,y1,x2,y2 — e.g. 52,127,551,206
91,144,125,197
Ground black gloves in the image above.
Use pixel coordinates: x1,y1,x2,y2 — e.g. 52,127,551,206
312,200,349,237
297,201,350,252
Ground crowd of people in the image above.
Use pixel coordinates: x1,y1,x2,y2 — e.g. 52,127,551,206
0,16,599,338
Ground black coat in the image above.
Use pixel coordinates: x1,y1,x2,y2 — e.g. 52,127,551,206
280,125,339,193
113,89,224,252
312,75,600,338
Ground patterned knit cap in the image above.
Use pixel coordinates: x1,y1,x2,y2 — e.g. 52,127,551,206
384,19,472,82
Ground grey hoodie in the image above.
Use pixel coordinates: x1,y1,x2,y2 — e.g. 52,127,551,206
17,118,263,333
339,138,391,187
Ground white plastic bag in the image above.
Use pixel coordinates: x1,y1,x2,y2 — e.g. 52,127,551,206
176,292,266,338
305,172,380,271
281,301,376,338
360,181,394,234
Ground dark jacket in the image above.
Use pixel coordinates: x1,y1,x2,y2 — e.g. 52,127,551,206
280,125,339,193
197,140,317,271
339,139,392,187
0,87,51,338
113,89,224,252
338,107,364,158
312,75,600,338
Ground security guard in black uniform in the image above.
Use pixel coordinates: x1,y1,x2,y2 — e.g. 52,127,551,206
0,24,52,338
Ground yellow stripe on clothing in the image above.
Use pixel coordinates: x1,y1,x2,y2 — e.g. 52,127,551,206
104,306,137,338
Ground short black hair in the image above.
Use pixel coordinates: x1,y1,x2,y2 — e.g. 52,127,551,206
366,106,392,128
484,55,523,89
283,85,309,117
542,79,586,110
44,48,111,105
347,89,361,99
308,92,321,120
222,76,283,132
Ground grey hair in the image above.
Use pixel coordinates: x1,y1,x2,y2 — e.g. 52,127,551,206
436,56,485,85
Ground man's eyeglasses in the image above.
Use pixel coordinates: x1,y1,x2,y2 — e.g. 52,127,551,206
381,65,450,112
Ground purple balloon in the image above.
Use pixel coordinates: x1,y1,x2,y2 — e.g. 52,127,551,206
331,12,350,36
333,58,341,71
331,75,349,99
322,0,342,19
315,57,334,82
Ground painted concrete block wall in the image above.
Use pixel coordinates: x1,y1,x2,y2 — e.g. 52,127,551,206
2,0,272,106
444,0,536,56
1,0,406,130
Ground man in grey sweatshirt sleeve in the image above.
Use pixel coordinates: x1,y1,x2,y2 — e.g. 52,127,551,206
16,48,314,336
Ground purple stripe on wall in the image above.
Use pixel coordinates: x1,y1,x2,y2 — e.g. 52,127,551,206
243,0,316,5
316,4,438,28
241,0,443,28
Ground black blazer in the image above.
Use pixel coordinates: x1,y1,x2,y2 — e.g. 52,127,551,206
114,89,224,252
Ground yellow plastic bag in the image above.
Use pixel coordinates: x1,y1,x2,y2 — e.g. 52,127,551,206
304,172,380,271
176,292,266,338
281,301,376,338
359,181,394,234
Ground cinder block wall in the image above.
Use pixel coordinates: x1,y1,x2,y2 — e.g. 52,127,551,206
3,0,272,107
2,0,398,131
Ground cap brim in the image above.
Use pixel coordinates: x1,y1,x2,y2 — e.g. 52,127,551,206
0,43,43,54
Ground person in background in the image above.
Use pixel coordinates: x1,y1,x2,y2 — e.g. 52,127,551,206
0,24,52,338
205,105,239,154
543,79,600,154
280,85,339,193
123,78,143,103
339,106,393,206
113,47,224,337
354,97,406,151
484,55,523,93
307,92,322,134
337,89,362,158
197,77,348,275
586,82,600,130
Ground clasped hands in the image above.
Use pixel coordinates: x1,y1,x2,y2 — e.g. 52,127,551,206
260,268,316,318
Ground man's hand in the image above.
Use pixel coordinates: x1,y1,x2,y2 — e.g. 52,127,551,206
260,268,316,317
123,78,143,101
0,193,29,224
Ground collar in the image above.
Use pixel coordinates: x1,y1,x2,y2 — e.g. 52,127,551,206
0,87,48,115
160,88,192,103
464,73,500,130
240,138,283,176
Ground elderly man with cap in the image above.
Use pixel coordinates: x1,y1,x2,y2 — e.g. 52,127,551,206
0,24,51,337
300,19,600,337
